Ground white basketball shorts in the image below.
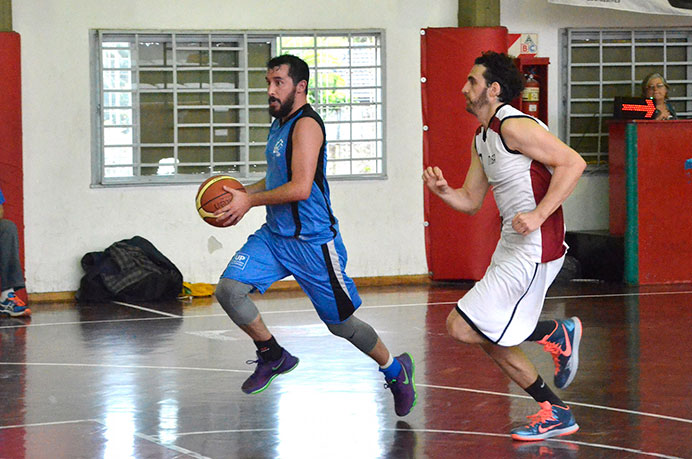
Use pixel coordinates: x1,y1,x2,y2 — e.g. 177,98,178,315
456,243,565,347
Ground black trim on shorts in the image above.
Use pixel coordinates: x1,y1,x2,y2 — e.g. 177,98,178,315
495,262,540,344
454,306,494,344
321,243,356,322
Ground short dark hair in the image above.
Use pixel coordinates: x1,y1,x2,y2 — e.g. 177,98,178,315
267,54,310,87
474,51,524,102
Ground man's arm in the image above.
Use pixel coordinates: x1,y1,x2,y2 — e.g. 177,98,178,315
422,139,490,215
243,178,266,195
216,117,322,226
501,118,586,235
0,204,4,220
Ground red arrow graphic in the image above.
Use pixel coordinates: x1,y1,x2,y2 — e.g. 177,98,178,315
621,98,656,118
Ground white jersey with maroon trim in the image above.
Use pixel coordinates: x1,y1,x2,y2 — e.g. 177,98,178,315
474,104,566,263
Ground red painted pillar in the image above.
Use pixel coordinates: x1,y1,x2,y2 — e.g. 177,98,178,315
0,32,25,298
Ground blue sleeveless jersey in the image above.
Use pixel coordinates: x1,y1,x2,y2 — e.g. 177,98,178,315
264,104,339,242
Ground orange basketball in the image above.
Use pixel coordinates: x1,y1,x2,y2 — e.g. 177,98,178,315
196,175,246,227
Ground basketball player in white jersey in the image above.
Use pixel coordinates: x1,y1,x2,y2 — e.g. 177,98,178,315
423,51,587,441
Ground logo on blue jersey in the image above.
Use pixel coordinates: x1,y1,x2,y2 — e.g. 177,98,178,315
230,252,250,270
272,139,284,158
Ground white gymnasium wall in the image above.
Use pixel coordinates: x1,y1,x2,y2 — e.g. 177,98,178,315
17,1,688,294
501,0,691,231
14,0,458,293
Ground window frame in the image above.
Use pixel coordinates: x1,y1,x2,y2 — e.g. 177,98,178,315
91,29,386,187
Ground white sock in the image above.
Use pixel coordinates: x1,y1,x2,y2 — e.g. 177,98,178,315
379,353,394,369
1,289,12,302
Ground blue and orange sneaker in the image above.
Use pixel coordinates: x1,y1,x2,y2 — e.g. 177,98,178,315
511,401,579,441
241,348,299,394
0,291,31,318
385,353,417,417
538,317,582,389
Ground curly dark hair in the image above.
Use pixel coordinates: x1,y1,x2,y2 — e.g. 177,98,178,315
267,54,310,87
474,51,524,102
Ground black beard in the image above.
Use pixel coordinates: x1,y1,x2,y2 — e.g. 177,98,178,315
465,87,489,115
268,90,296,119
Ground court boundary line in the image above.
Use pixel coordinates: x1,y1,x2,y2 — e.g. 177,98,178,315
135,431,210,459
1,361,689,425
0,316,181,329
0,417,681,459
547,290,692,300
0,361,252,374
112,301,182,318
417,383,692,425
0,418,99,430
4,289,692,331
0,419,210,459
149,425,681,459
386,428,682,459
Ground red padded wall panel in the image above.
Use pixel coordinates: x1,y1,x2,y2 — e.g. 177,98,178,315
0,32,25,290
421,27,506,280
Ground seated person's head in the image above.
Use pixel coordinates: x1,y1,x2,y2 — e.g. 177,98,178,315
641,72,669,101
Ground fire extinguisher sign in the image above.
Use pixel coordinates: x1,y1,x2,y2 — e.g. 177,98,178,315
522,74,541,117
522,85,539,102
508,33,538,58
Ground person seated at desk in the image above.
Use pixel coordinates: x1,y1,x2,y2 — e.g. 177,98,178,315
0,186,31,317
642,72,678,120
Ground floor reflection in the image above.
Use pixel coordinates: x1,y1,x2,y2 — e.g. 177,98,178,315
103,408,136,459
383,421,417,458
511,439,579,457
156,398,180,445
277,385,381,458
0,316,30,458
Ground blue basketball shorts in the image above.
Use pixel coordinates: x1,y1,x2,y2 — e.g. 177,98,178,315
220,225,362,324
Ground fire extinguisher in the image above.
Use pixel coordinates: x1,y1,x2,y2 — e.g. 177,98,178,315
522,72,540,117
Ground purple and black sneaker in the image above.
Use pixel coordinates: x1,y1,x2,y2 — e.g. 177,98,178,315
241,348,299,394
385,352,417,416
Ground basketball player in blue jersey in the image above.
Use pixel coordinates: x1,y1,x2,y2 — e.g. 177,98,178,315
423,52,587,441
212,55,416,417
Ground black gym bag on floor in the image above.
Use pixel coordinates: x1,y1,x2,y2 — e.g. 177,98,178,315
76,236,183,303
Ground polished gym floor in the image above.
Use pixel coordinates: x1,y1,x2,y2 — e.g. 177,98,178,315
1,281,691,458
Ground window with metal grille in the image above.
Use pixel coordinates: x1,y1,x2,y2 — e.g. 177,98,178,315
92,31,384,185
562,28,692,166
